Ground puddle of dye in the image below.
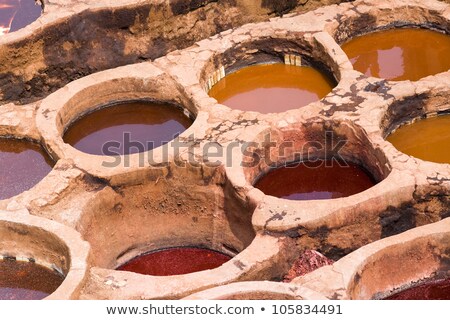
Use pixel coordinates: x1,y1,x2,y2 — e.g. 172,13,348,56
0,0,41,35
208,63,335,113
0,138,54,200
387,114,450,164
0,260,64,300
385,278,450,300
254,160,377,200
63,102,194,156
117,247,232,276
341,28,450,81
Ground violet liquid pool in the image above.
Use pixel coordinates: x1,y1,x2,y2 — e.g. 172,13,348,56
0,138,54,200
254,160,377,200
117,247,232,276
0,0,41,35
0,259,64,300
208,63,335,113
63,101,194,155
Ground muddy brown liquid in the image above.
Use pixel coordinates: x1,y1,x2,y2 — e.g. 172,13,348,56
63,102,193,156
208,63,335,113
0,138,54,200
0,259,64,300
254,160,377,200
385,278,450,300
0,0,41,35
387,114,450,164
117,247,232,276
342,28,450,81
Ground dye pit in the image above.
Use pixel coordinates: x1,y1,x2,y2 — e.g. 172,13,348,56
0,259,64,300
342,28,450,81
387,114,450,164
0,0,41,35
208,64,335,113
0,138,54,200
117,248,231,276
254,161,377,200
63,102,193,155
0,0,449,301
385,278,450,300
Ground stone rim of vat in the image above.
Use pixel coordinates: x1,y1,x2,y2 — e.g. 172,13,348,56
154,22,348,119
36,62,203,186
80,234,298,300
183,281,327,300
0,209,90,300
292,218,450,300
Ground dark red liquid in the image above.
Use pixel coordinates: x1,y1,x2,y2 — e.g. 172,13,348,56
0,138,54,200
342,28,450,81
385,278,450,300
254,160,377,200
117,247,232,276
63,102,193,155
0,0,41,35
209,64,335,113
0,259,64,300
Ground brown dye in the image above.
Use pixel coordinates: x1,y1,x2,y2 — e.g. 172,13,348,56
254,160,377,200
63,102,193,155
341,28,450,81
0,259,64,300
208,63,335,113
117,247,232,276
0,138,54,200
387,114,450,164
385,278,450,300
0,0,41,35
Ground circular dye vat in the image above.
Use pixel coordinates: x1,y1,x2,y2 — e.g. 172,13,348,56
385,278,450,300
0,138,54,200
0,259,64,300
341,28,450,81
63,102,194,156
117,247,232,276
208,63,335,113
0,0,41,35
387,114,450,164
254,160,377,200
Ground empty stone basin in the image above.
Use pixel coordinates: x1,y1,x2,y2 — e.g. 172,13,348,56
117,247,231,276
387,114,450,164
341,28,450,81
0,0,41,35
208,63,335,113
385,278,450,300
63,101,194,155
0,259,64,300
254,160,377,200
0,138,54,200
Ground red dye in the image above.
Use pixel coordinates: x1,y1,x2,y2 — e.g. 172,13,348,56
385,278,450,300
254,160,377,200
117,247,232,276
283,250,334,282
0,260,64,300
